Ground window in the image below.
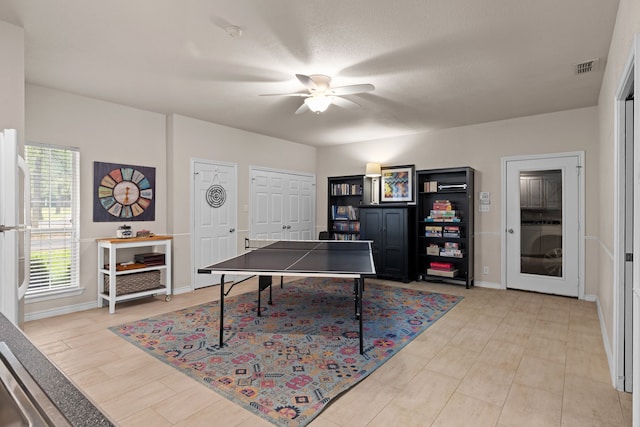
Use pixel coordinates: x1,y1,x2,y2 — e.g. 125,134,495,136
25,143,80,295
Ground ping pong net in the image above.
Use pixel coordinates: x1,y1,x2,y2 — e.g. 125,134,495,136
243,238,369,252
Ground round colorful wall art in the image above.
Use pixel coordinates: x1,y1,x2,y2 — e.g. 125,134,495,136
93,162,156,222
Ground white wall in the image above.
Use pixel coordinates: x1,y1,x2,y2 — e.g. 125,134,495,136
595,0,640,367
167,114,316,291
316,107,600,292
25,85,168,316
0,20,24,141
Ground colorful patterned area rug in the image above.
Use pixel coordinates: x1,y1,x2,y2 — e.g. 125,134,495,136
110,278,462,426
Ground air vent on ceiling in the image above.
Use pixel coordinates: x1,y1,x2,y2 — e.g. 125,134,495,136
575,58,600,75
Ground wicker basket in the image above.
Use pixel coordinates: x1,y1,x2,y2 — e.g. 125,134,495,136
104,270,161,296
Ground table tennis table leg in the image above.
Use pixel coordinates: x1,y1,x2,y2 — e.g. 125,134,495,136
353,279,359,318
257,275,274,317
219,274,225,349
358,277,364,354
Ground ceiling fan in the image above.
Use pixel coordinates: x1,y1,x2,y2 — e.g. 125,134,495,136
260,74,375,114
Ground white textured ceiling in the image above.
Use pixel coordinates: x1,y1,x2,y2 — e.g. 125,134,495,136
0,1,620,147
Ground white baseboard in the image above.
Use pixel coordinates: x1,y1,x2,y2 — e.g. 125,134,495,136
474,280,503,290
173,285,193,295
592,294,616,387
24,300,98,322
24,284,196,322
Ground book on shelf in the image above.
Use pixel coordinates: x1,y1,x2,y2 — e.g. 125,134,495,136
425,217,461,223
443,232,461,238
430,209,457,217
334,233,359,240
440,249,464,258
423,181,438,193
432,200,454,210
427,268,459,278
426,244,440,255
333,221,360,232
331,205,358,220
134,252,165,266
444,242,459,249
331,183,362,196
430,261,453,270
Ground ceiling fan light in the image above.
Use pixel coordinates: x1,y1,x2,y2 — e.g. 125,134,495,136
305,95,333,113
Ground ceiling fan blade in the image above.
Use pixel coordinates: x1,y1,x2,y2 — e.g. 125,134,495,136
331,83,375,96
332,96,360,110
296,74,318,90
259,92,309,97
294,102,310,115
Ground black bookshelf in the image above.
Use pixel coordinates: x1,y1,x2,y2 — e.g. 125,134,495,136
416,167,474,288
328,175,364,240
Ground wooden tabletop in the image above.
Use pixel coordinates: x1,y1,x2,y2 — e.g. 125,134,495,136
96,235,172,243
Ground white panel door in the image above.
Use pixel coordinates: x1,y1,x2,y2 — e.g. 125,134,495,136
250,168,315,240
287,175,315,240
251,169,284,240
192,160,237,289
300,178,314,240
504,153,582,297
287,178,301,240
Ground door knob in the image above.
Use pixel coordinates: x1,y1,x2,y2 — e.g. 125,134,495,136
283,225,287,229
508,228,514,234
229,228,235,233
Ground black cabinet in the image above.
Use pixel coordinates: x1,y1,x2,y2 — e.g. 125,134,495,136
416,167,474,288
328,175,364,240
360,205,415,282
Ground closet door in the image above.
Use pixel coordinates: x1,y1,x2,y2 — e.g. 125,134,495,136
250,168,315,240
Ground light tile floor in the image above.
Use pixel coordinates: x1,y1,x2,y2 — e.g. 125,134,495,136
23,278,632,426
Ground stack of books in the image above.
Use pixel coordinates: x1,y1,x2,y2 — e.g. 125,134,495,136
427,261,458,278
425,225,442,237
443,225,460,238
425,200,460,222
440,242,463,258
134,252,165,266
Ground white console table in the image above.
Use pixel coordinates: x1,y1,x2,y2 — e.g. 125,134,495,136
97,235,172,314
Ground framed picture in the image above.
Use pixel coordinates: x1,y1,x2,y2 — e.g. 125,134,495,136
93,161,156,222
381,165,414,203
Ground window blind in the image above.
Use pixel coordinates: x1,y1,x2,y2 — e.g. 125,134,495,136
25,143,80,294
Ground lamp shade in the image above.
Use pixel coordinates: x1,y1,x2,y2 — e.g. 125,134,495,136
365,162,381,177
304,95,333,113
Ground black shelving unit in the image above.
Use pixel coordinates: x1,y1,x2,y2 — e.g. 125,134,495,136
416,167,474,288
328,175,364,240
360,205,415,282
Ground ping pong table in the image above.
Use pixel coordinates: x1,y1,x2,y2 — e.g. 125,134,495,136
198,239,376,354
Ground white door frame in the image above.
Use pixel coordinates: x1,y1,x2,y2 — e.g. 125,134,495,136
501,151,585,299
190,158,238,290
614,34,639,397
